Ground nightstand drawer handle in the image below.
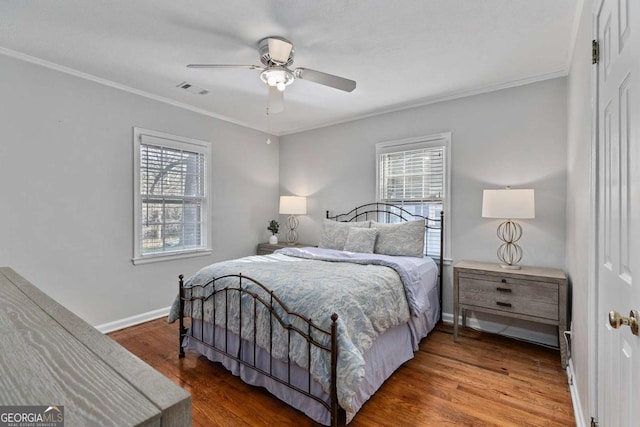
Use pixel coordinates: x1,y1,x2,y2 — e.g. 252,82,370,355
496,301,512,308
496,287,512,293
501,279,507,283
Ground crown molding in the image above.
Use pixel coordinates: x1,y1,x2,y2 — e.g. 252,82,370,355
278,69,568,136
0,47,266,134
2,46,568,138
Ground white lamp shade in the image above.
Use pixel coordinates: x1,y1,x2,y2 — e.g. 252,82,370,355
482,189,535,219
279,196,307,215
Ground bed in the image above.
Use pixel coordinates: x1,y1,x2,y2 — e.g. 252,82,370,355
169,203,444,426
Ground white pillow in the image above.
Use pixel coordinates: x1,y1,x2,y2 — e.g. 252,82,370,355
318,219,370,250
370,219,425,257
343,227,378,253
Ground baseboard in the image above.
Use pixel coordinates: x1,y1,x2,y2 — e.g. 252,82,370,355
441,312,557,347
567,358,587,427
94,306,170,334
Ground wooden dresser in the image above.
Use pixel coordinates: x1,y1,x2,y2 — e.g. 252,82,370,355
0,267,191,426
453,260,568,367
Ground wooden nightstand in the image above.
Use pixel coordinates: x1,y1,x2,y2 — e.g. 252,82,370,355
256,242,312,255
453,260,568,367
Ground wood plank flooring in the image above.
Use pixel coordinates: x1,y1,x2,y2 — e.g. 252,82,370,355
109,319,575,426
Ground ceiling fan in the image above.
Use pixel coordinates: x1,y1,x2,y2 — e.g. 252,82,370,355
187,36,356,114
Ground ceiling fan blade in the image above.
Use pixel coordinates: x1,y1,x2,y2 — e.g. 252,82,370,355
187,64,264,70
268,38,293,65
267,86,284,114
294,68,356,92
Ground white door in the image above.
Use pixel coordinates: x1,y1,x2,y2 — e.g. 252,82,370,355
596,0,640,425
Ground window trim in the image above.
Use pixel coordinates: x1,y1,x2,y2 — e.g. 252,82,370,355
132,127,212,265
375,132,452,262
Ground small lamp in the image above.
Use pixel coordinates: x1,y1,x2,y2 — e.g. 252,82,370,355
482,187,535,269
279,196,307,244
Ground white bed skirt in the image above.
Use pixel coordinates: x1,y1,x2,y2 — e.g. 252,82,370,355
184,284,440,425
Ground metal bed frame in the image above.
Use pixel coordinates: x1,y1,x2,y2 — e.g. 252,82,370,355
326,202,445,322
178,203,444,427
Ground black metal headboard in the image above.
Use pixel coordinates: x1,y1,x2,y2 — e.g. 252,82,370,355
326,202,444,322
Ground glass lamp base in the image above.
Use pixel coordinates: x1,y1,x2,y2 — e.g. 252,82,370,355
500,264,522,270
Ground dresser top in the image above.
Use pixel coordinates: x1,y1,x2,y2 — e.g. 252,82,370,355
454,260,567,281
0,267,191,425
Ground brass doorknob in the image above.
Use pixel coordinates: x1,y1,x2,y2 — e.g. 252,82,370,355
608,310,640,336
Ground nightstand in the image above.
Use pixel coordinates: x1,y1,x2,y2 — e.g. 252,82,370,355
453,260,568,367
256,242,312,255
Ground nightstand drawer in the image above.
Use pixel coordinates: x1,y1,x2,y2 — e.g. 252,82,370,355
453,260,568,368
458,275,559,320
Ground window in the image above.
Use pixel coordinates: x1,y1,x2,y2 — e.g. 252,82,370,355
376,133,451,259
133,128,211,264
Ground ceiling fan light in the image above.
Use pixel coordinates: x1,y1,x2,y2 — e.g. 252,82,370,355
260,67,294,89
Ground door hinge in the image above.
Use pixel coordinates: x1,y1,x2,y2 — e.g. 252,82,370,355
591,417,598,427
592,40,600,64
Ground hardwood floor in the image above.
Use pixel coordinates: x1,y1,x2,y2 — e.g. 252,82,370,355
109,319,575,426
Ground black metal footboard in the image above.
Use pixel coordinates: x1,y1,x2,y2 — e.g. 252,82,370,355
178,273,339,427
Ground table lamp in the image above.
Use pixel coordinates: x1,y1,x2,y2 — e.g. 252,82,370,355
482,187,535,269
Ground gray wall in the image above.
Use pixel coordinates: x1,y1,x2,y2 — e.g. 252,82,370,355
0,45,575,352
0,54,280,326
280,78,568,342
566,0,593,423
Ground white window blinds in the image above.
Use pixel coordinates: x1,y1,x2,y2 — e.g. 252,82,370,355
378,146,444,202
134,130,210,263
377,137,448,258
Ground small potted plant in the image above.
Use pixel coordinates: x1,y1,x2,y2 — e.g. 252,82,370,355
267,219,279,244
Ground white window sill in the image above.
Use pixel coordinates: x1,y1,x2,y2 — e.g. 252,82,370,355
132,249,212,265
428,256,453,266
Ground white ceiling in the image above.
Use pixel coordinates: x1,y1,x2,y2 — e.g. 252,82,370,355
0,0,581,135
